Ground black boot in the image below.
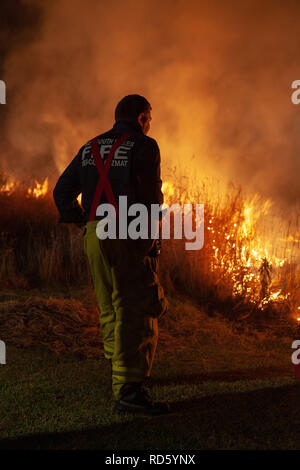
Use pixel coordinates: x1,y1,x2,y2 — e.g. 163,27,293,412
115,382,170,416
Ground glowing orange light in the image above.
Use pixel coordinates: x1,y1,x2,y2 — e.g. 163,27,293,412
27,178,48,198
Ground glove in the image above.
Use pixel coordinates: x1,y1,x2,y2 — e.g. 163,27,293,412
148,239,161,258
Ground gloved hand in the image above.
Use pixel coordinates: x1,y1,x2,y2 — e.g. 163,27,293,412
148,239,161,258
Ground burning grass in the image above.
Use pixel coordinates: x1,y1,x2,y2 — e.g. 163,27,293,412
160,172,300,323
0,168,299,328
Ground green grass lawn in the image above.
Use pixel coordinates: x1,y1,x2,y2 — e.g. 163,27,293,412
0,341,299,450
0,293,299,450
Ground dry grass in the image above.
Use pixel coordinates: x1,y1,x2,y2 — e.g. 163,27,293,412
0,291,294,373
0,187,89,288
0,294,102,357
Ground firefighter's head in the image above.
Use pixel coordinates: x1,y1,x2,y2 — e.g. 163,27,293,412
115,94,152,135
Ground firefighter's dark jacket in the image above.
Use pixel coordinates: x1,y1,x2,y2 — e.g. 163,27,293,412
53,120,163,224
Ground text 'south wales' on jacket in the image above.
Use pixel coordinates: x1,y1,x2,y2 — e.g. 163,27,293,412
53,121,164,224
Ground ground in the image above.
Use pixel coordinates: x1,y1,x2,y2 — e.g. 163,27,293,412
0,291,299,450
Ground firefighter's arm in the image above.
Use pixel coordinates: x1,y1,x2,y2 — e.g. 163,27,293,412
135,137,163,209
135,138,164,256
53,150,85,225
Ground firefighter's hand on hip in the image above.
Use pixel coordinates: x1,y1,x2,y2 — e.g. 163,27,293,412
149,239,161,258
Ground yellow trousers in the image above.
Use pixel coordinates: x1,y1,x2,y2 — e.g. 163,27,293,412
83,221,167,399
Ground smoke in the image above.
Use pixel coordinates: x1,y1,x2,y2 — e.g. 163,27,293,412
1,0,300,210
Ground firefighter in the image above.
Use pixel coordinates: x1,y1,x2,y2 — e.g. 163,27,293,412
53,94,169,415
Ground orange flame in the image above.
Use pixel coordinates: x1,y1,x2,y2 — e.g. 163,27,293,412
27,178,48,198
